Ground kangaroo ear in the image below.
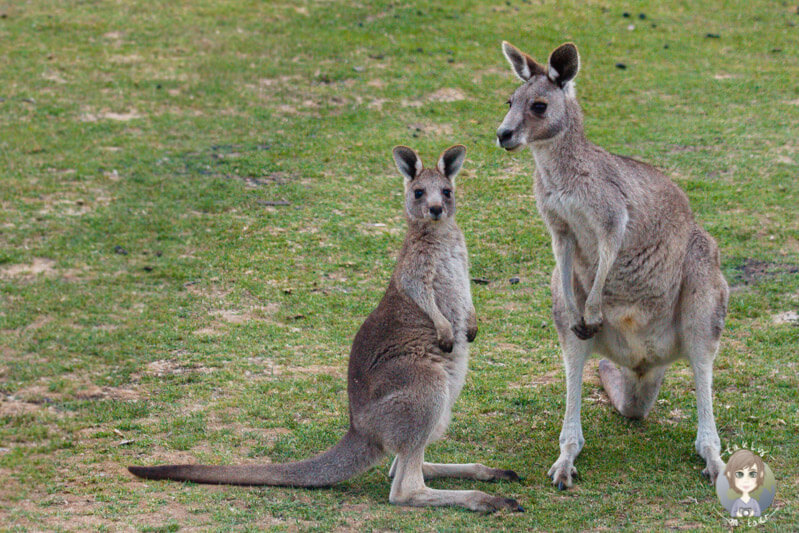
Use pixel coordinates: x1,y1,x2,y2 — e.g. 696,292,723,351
392,146,423,181
547,42,580,89
437,145,466,181
502,41,545,82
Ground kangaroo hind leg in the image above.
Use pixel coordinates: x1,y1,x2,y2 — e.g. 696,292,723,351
389,456,519,482
389,446,523,513
383,374,522,512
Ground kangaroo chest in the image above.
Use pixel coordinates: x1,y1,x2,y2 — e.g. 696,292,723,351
433,245,472,336
535,178,600,266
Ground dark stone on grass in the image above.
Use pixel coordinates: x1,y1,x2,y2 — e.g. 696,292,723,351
664,44,670,49
615,62,627,69
472,278,490,285
509,277,520,284
114,245,128,255
143,266,153,272
622,11,630,17
706,33,720,38
639,13,646,19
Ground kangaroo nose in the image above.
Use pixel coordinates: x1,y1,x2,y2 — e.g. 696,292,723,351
497,128,513,144
429,205,443,217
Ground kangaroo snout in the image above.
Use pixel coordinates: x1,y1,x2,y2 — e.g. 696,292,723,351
496,128,523,151
429,205,443,219
496,128,513,146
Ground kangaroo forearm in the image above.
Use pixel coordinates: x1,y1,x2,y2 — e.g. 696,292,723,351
401,275,449,327
553,235,579,315
585,233,624,312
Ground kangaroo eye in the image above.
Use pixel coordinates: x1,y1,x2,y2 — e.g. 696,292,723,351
414,189,424,199
531,101,547,114
442,188,452,198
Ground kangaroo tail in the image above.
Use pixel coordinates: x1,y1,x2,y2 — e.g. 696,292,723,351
128,429,384,487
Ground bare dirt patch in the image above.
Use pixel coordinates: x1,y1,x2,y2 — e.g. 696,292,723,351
80,109,143,122
3,378,143,411
772,311,799,325
584,358,602,386
408,121,454,138
73,385,142,401
0,258,56,279
531,369,562,387
471,66,506,84
0,398,45,416
191,304,281,336
729,258,799,288
427,87,467,102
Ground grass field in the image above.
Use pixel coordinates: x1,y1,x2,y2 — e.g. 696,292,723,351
1,0,797,530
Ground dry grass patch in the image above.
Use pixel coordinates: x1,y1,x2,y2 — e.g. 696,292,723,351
143,359,216,377
245,356,344,378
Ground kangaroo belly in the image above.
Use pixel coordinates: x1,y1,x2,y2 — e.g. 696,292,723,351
597,308,681,371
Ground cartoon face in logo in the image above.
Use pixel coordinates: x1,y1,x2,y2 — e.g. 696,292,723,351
716,449,777,518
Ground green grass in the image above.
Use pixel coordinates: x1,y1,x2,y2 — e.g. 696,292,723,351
1,0,797,530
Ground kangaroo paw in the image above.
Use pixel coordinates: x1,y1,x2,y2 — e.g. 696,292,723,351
572,317,602,340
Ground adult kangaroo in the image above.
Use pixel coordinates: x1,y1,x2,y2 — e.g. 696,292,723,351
129,145,523,513
496,41,729,489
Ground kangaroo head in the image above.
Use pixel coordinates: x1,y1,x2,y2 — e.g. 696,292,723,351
392,145,466,224
496,42,580,151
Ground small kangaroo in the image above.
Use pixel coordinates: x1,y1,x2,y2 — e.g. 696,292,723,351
496,42,729,489
129,145,523,513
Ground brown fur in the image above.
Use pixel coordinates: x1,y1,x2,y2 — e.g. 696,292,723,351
497,42,729,489
129,145,522,513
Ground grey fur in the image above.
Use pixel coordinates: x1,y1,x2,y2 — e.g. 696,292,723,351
497,42,729,489
128,145,523,513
